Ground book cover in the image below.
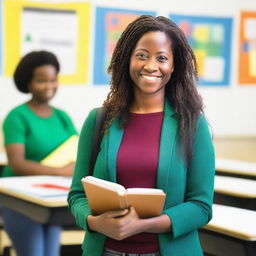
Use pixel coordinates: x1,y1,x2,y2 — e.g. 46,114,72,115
41,135,79,167
81,176,166,218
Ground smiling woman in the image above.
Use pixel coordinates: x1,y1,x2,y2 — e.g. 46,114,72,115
68,15,215,256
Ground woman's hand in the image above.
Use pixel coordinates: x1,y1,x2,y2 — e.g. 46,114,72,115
87,207,144,240
87,207,171,240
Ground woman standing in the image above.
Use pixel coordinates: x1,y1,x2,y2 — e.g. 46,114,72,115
68,15,215,256
2,50,77,256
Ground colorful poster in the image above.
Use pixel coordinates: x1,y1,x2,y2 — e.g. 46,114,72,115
4,0,91,85
93,7,156,85
171,14,232,86
239,11,256,85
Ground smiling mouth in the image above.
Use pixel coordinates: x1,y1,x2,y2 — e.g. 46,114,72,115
45,89,55,97
140,75,162,81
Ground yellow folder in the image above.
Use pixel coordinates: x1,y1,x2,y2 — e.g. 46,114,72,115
41,135,79,167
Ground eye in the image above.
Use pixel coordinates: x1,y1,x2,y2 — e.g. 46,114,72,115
157,55,168,63
136,53,148,60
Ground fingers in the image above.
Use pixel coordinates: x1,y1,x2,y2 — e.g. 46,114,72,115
91,207,140,240
106,207,138,230
129,206,136,214
126,206,139,218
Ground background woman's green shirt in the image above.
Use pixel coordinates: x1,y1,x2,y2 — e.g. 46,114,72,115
2,103,77,177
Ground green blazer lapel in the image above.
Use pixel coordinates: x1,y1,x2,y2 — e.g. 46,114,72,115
108,118,123,182
157,101,178,192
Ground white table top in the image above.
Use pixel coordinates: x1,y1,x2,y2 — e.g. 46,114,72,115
214,175,256,198
215,158,256,176
204,204,256,241
0,175,72,207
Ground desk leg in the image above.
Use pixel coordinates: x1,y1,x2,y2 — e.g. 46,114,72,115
244,242,256,256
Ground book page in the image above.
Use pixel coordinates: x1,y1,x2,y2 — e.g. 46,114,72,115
126,188,165,195
82,176,125,195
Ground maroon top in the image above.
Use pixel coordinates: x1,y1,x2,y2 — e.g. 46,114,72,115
105,112,164,253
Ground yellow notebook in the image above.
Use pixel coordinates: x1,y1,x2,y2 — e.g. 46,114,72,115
41,135,79,167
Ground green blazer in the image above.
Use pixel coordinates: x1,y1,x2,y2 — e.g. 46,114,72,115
68,101,215,256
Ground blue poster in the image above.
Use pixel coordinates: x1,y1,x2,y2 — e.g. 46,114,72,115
170,14,233,86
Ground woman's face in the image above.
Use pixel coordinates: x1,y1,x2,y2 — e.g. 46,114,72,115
28,64,58,103
129,31,174,98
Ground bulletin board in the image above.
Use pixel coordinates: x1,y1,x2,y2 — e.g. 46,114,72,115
93,7,156,85
171,14,233,86
239,11,256,85
4,0,91,84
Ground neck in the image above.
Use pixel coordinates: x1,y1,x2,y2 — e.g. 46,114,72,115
27,99,52,118
130,94,164,114
27,99,49,108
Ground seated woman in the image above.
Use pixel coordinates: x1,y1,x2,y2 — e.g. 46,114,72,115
1,50,77,256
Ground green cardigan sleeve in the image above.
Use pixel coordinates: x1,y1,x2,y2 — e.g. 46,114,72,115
67,108,97,231
163,115,215,238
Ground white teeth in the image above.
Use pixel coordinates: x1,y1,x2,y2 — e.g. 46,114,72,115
142,75,159,81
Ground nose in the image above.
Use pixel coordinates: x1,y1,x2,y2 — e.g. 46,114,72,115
143,58,158,72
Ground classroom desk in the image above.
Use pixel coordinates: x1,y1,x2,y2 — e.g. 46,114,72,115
213,137,256,163
200,204,256,256
215,158,256,180
0,176,75,226
214,175,256,210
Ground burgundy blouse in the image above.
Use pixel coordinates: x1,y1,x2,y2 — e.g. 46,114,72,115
105,111,164,253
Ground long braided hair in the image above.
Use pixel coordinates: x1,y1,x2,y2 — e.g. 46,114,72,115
103,15,203,166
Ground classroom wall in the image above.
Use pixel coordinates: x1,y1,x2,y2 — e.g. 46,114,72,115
0,0,256,138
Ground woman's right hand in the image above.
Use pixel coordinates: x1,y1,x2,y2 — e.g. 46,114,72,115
87,209,130,240
6,144,75,176
60,162,75,176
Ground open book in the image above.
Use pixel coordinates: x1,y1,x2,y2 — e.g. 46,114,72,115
82,176,166,218
41,135,78,167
